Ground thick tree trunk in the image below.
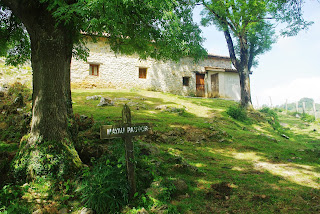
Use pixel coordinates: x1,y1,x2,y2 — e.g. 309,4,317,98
30,28,71,142
3,0,82,179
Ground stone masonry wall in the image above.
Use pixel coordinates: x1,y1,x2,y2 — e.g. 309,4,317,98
71,36,239,98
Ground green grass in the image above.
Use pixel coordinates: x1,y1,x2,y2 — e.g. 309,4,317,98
71,89,320,214
1,88,319,213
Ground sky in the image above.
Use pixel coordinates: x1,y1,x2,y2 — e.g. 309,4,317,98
193,0,320,107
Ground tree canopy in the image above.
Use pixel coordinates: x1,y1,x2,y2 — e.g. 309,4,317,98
0,0,207,65
199,0,312,107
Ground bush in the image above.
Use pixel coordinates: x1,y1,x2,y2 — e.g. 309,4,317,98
226,105,248,122
78,156,129,214
259,107,288,134
301,113,315,122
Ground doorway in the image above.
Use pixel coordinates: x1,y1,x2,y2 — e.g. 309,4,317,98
211,73,219,97
196,73,205,97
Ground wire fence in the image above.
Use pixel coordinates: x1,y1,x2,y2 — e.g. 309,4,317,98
253,97,319,119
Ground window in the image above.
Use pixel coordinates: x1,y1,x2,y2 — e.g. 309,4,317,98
139,67,147,79
183,77,190,86
89,64,99,76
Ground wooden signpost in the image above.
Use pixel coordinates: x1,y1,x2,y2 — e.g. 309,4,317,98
100,104,151,199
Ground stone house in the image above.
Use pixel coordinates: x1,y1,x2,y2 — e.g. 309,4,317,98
71,36,240,100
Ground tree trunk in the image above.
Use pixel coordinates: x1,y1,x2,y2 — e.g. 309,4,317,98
3,0,82,179
223,30,252,108
238,66,252,108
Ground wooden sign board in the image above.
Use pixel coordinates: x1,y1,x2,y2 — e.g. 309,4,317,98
99,104,152,200
100,123,151,139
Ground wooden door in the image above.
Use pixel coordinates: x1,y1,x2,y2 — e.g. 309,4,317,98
196,73,205,97
211,73,219,98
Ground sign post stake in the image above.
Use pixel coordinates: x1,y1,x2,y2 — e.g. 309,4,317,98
100,104,151,200
122,105,136,199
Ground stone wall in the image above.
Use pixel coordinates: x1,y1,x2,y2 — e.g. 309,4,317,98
71,37,240,99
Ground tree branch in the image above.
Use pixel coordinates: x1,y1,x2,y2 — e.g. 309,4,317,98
201,0,237,33
223,28,239,69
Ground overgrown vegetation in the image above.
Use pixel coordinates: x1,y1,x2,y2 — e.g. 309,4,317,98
226,105,250,122
1,86,320,213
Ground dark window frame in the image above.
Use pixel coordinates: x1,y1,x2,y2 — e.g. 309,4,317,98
139,67,147,79
89,64,99,76
183,76,190,86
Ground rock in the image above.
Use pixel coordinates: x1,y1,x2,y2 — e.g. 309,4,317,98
0,122,7,130
32,209,43,214
137,207,149,214
173,179,188,193
58,208,68,214
114,97,130,101
13,93,24,107
97,97,114,107
80,114,88,120
86,95,101,100
155,105,167,110
79,207,94,214
127,101,139,106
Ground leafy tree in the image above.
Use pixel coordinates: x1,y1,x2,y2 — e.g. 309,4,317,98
199,0,312,108
0,0,206,179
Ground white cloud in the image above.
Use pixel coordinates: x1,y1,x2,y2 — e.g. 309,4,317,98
256,77,320,106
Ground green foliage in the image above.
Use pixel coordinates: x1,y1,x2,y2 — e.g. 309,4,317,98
226,105,248,122
7,82,31,99
300,113,315,123
259,107,288,135
157,179,177,202
78,155,129,214
0,6,31,66
200,0,312,106
2,0,207,66
0,184,30,214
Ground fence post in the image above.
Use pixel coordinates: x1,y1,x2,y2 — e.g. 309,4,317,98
313,101,317,119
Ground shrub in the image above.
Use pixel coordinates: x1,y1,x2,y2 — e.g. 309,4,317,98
78,156,129,214
259,107,288,135
301,113,315,122
226,105,248,122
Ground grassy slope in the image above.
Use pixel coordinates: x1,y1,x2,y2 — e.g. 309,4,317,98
72,89,320,214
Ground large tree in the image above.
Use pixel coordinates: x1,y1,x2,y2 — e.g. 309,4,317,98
200,0,312,108
0,0,206,179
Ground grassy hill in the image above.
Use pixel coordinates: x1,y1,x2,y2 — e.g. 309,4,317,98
1,86,320,213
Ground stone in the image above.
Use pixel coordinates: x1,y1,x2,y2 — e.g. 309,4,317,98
97,97,114,107
137,208,149,214
58,208,68,214
32,209,43,214
80,114,88,120
155,105,167,110
0,122,7,130
13,93,24,107
86,95,101,100
79,207,94,214
114,97,130,101
173,179,188,193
